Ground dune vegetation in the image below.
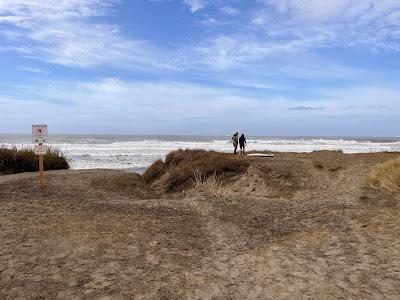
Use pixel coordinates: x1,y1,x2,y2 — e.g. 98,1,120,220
143,149,249,192
369,156,400,194
188,171,240,205
0,146,69,175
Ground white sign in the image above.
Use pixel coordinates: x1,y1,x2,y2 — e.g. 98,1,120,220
34,144,47,155
32,125,48,144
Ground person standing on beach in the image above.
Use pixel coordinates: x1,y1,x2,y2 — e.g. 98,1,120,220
239,134,247,154
232,132,239,154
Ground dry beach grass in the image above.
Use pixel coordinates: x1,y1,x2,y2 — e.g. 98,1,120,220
0,146,69,175
144,149,249,192
0,150,400,299
369,156,400,195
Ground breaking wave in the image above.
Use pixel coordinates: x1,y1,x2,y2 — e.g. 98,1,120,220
2,135,400,171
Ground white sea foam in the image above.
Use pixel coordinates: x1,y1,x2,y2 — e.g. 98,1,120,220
2,135,400,171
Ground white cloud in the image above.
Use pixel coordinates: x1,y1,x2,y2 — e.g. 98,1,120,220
0,0,114,23
201,17,224,26
1,0,399,76
262,0,351,21
181,34,339,71
182,0,206,12
2,77,399,118
17,66,50,74
178,0,400,72
257,0,400,52
220,6,239,16
0,45,33,54
30,22,167,70
317,86,399,113
251,15,268,25
0,78,281,133
0,0,172,70
262,0,400,24
1,78,399,134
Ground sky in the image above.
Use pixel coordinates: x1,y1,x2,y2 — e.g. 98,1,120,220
0,0,400,136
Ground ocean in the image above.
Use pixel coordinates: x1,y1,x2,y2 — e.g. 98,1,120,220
1,134,400,172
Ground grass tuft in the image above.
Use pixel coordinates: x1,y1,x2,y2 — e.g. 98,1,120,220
0,146,69,175
144,149,249,192
188,171,240,206
143,159,165,183
369,157,400,193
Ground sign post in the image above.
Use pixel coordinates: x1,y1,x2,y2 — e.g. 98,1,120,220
39,154,44,189
32,125,48,190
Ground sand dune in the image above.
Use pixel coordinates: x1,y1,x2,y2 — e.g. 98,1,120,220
0,151,399,299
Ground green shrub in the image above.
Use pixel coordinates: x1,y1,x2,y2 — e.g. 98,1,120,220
0,146,69,175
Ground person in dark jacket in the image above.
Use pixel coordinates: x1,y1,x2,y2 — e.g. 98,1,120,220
239,134,247,154
232,132,239,154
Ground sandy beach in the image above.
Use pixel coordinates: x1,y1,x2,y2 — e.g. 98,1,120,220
1,151,399,299
3,0,400,298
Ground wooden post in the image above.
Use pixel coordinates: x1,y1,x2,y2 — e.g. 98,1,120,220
32,125,48,190
39,145,44,189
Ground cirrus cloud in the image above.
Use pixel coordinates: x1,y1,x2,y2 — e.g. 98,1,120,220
0,0,172,70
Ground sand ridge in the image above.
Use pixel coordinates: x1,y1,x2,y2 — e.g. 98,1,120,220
0,151,399,299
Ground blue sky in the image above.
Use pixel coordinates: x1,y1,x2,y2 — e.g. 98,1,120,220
0,0,400,136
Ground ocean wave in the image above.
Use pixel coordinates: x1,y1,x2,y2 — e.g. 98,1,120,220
3,136,400,170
